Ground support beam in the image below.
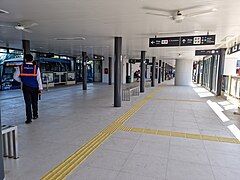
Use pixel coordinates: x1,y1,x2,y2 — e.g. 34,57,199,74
201,60,205,86
162,62,165,82
140,51,146,93
108,57,112,85
175,59,193,86
114,37,122,107
158,60,162,83
0,110,5,180
151,57,156,87
82,52,87,90
216,48,226,96
197,61,201,84
209,56,215,91
22,40,30,62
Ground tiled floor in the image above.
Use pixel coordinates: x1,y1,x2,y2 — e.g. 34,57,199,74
1,80,240,180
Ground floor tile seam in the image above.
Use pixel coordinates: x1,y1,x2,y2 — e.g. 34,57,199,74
206,148,240,157
116,132,141,178
166,157,213,167
68,166,120,178
167,156,211,166
203,138,219,180
118,169,166,179
164,132,171,180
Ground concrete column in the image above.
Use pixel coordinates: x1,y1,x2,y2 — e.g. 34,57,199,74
216,48,226,96
209,56,215,91
22,39,30,62
151,57,156,87
140,51,146,93
162,62,165,82
82,52,87,90
114,37,122,107
108,57,112,85
126,63,130,83
175,59,193,86
201,60,205,86
72,57,77,84
158,60,162,83
197,61,201,84
0,110,5,180
165,63,168,80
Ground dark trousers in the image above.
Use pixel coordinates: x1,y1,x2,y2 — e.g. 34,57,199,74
22,85,39,121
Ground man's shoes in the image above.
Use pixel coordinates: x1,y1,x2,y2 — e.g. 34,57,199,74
33,115,38,120
25,120,32,124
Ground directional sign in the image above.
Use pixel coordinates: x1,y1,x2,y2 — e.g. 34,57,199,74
149,35,216,47
181,35,216,46
228,44,240,54
149,37,180,47
195,49,220,56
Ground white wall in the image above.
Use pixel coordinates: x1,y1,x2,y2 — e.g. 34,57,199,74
175,59,193,86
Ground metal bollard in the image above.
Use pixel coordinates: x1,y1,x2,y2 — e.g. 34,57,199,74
2,126,19,159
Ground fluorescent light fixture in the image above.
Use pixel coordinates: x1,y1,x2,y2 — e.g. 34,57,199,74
0,9,9,14
212,8,218,12
54,36,86,40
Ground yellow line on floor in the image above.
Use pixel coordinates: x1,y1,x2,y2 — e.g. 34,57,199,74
41,88,159,180
119,126,240,144
154,98,204,103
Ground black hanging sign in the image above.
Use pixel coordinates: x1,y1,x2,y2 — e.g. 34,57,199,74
228,44,240,55
149,37,181,47
195,49,220,56
149,35,216,47
180,35,216,46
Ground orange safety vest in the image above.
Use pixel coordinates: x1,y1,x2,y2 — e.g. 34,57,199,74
19,64,37,77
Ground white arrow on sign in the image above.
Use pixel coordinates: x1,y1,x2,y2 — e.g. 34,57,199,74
151,41,155,44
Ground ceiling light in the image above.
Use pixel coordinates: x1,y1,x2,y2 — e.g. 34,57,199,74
0,9,9,14
212,8,218,12
54,36,86,41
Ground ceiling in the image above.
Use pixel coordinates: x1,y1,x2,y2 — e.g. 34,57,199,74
1,0,240,64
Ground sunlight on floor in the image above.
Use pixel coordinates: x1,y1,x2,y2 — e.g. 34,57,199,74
193,87,215,98
228,124,240,140
207,100,230,122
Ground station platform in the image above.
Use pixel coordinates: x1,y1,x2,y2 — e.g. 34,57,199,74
1,81,240,180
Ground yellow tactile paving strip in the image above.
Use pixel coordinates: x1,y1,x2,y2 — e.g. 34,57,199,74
119,126,240,144
41,89,159,180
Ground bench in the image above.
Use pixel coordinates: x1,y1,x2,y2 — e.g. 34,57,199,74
122,86,140,101
2,125,18,159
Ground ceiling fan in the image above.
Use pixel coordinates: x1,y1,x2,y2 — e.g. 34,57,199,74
0,21,38,33
143,5,218,23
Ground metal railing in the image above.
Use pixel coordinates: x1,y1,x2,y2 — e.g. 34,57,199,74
222,75,240,99
2,125,18,159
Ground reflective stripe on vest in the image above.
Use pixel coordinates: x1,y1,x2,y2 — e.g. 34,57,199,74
19,65,37,77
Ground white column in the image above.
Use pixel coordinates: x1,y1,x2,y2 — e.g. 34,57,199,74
175,59,193,86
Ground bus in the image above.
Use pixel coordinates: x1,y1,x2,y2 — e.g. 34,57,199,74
0,57,75,90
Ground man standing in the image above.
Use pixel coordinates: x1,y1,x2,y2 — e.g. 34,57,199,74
14,54,43,124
